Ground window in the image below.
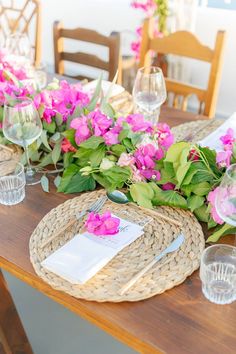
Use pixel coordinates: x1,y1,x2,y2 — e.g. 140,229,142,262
200,0,236,10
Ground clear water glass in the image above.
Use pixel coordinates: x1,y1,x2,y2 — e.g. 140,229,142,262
200,245,236,304
5,32,32,61
34,62,47,89
132,66,167,124
215,164,236,227
0,161,26,205
3,97,42,185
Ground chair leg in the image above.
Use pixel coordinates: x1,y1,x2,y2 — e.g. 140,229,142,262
0,270,33,354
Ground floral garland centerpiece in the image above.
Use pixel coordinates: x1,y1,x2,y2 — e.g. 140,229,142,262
0,56,236,243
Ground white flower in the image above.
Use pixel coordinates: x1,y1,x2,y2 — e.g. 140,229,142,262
100,158,115,171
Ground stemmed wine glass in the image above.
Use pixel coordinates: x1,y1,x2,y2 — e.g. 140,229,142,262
215,164,236,229
132,66,167,124
3,97,42,185
5,33,32,61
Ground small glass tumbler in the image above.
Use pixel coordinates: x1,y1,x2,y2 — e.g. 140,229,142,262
0,161,26,205
200,245,236,304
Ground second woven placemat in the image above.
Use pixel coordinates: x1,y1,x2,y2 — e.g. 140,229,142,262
30,190,205,302
172,119,223,143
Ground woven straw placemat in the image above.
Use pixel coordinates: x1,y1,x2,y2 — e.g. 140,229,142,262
172,119,223,143
30,190,205,302
0,144,22,162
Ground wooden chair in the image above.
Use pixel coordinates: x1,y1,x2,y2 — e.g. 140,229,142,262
139,18,226,118
0,0,41,65
53,21,120,82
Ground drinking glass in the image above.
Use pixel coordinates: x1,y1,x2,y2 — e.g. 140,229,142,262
200,245,236,304
132,66,167,124
34,62,47,89
5,33,32,61
0,161,26,205
3,97,42,185
215,164,236,227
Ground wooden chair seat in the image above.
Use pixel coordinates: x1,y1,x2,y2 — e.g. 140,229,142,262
139,18,226,118
0,0,41,65
53,21,120,82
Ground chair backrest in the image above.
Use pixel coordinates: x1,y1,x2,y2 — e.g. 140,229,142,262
139,18,226,118
53,21,120,82
0,0,41,65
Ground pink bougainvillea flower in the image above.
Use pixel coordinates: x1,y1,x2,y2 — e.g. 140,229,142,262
88,110,112,136
70,116,91,145
117,153,136,167
103,129,119,145
155,123,174,149
220,128,235,149
85,211,120,236
61,138,76,153
207,187,224,224
162,182,175,191
216,150,232,168
134,143,161,180
126,113,153,133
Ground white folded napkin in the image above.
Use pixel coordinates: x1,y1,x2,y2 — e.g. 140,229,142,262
41,215,143,284
199,112,236,151
83,79,125,98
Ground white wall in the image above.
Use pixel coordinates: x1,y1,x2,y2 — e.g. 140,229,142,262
41,0,236,117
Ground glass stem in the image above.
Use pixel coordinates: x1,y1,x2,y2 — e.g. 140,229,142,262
24,145,34,177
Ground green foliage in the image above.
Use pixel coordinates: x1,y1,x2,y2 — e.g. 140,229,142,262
153,190,188,209
130,183,155,209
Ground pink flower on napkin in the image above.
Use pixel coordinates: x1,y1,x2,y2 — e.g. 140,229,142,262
85,211,120,236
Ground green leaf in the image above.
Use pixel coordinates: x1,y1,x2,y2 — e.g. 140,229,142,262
194,204,209,223
92,173,111,190
118,129,129,142
198,146,220,175
50,132,61,143
208,217,218,229
36,152,53,168
101,102,116,118
130,183,155,209
63,173,96,194
110,144,127,157
87,73,103,111
176,162,191,187
54,175,61,188
63,152,74,168
122,138,134,152
43,120,56,134
63,129,77,148
101,166,131,191
153,190,188,209
165,142,190,164
207,224,236,242
79,136,104,150
57,164,80,192
90,145,106,167
52,141,62,166
41,175,49,193
55,113,63,126
187,195,204,212
41,130,52,151
191,182,211,196
189,162,214,184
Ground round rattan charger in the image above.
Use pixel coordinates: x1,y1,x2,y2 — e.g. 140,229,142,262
30,190,205,302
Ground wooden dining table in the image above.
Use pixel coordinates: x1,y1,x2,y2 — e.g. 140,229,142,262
0,106,235,354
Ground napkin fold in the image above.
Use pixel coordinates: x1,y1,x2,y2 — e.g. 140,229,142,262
42,215,143,284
